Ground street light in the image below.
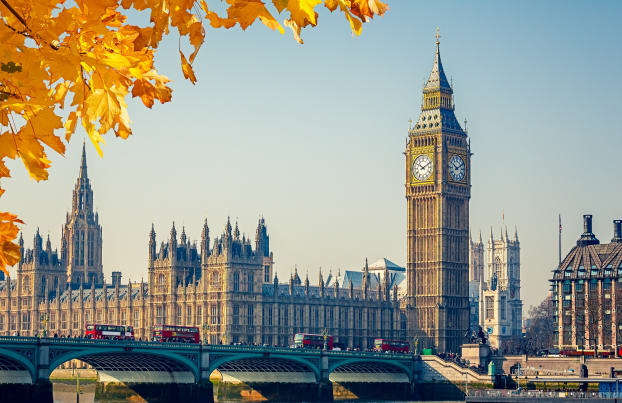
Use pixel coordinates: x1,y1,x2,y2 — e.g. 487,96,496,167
202,323,208,345
40,313,48,338
322,328,328,350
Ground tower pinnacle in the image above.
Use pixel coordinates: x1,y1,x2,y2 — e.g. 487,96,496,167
79,141,88,179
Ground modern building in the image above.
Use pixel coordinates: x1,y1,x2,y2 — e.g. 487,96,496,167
550,214,622,353
0,146,406,348
471,227,522,352
405,33,471,352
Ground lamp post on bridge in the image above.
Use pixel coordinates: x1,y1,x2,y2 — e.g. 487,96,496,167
202,323,208,345
40,313,48,338
322,328,328,351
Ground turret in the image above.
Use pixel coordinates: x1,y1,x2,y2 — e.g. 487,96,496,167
169,222,177,261
255,217,269,257
304,271,309,296
334,276,339,299
273,272,279,294
112,271,122,288
233,221,240,240
149,224,156,263
289,271,294,296
349,278,354,298
514,226,519,242
201,219,210,262
180,226,187,246
19,232,24,264
319,268,324,297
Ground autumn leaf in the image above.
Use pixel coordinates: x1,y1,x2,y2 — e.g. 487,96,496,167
0,211,23,277
180,50,197,84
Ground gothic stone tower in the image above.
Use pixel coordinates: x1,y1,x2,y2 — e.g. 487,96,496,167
61,143,103,286
406,34,470,353
469,231,485,284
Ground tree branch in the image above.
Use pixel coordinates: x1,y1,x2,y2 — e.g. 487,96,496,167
0,0,59,50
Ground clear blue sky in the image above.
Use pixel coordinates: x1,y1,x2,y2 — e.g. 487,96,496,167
4,1,622,310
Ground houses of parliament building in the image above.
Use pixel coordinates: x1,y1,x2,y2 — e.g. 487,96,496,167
0,34,476,353
0,145,406,347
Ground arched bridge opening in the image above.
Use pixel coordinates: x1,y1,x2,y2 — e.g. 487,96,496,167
0,353,33,384
53,352,197,384
52,349,198,384
210,356,320,402
211,356,318,384
330,360,411,383
329,359,413,401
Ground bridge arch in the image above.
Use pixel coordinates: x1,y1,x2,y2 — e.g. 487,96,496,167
49,347,200,383
329,358,412,383
0,347,35,383
209,353,321,382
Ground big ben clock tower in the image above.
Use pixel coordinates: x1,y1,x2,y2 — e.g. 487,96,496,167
406,32,470,353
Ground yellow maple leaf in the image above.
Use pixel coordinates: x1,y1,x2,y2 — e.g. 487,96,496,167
180,50,197,84
0,211,23,278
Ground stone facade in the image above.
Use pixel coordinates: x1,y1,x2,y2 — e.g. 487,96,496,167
0,147,406,348
550,214,622,353
470,227,522,351
405,35,470,353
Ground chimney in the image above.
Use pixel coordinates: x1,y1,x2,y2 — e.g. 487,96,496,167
577,214,599,246
612,220,622,243
584,214,593,234
112,271,122,287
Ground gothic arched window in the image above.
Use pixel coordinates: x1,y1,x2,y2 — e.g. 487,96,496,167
233,272,239,292
23,276,30,293
41,276,46,295
494,257,502,278
247,272,253,293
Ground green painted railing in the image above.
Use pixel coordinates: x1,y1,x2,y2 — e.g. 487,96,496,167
0,336,415,361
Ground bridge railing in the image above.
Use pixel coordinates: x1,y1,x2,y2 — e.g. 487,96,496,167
0,336,416,360
0,336,200,349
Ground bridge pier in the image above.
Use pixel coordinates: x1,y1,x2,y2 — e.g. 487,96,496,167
317,380,334,402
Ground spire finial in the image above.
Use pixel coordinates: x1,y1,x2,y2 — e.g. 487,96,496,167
80,140,88,179
435,27,440,44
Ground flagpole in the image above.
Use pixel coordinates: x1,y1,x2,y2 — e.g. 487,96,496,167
558,214,562,266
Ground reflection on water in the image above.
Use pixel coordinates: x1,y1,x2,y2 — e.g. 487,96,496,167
52,380,462,403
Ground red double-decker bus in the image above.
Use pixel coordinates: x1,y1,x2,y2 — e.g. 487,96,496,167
294,333,333,349
374,339,409,353
85,324,134,340
152,324,200,343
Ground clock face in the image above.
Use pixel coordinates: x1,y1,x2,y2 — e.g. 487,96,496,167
412,155,433,181
449,155,466,181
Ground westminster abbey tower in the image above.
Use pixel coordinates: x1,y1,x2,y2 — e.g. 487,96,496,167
405,33,470,352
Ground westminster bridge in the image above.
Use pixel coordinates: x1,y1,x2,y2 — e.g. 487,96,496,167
0,336,490,402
